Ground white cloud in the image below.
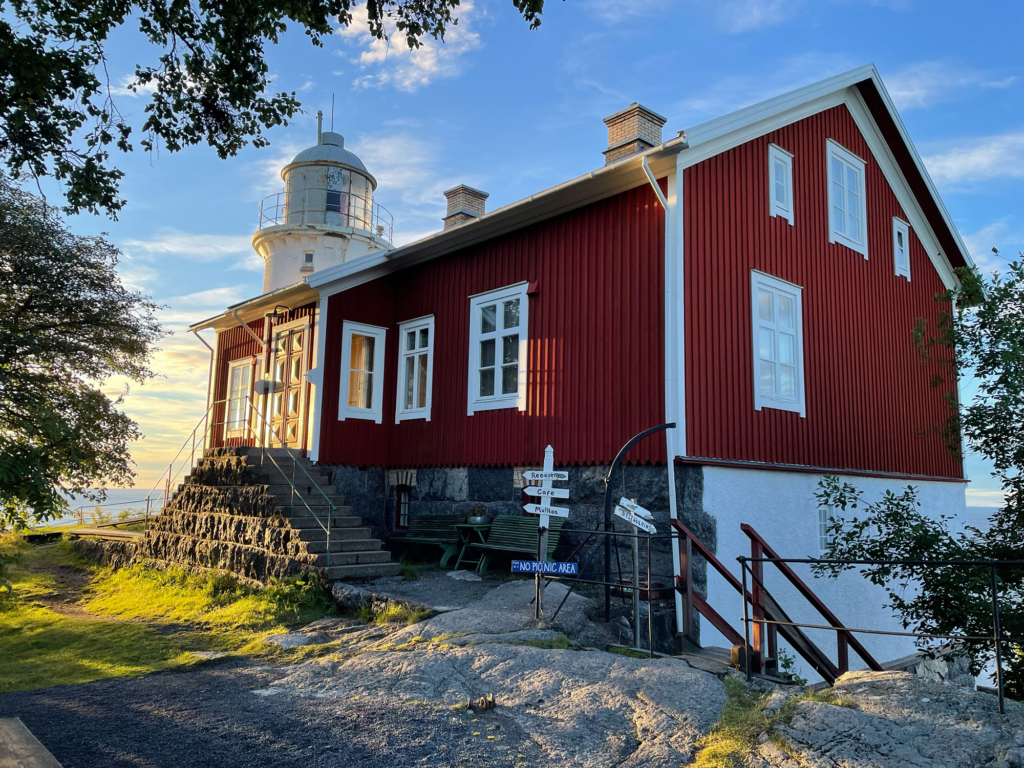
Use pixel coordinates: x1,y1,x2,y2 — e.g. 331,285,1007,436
348,131,476,240
335,2,481,92
961,218,1024,274
123,229,254,260
886,61,1016,110
583,0,669,22
672,52,857,122
108,75,158,98
249,140,304,197
922,131,1024,187
966,488,1006,507
716,0,795,33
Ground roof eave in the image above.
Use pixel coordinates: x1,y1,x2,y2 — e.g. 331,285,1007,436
307,138,686,293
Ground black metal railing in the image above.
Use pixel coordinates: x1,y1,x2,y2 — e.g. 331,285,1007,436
737,554,1024,714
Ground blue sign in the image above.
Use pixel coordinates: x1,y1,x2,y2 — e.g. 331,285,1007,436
512,560,579,576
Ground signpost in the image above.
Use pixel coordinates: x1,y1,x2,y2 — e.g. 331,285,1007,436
614,497,656,649
522,445,568,618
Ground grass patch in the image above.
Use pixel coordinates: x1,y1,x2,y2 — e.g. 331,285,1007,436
606,644,650,659
85,563,335,648
692,676,855,767
358,603,433,626
0,534,339,693
399,561,420,581
517,634,573,650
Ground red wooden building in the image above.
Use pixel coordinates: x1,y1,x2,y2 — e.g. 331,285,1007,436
191,64,971,664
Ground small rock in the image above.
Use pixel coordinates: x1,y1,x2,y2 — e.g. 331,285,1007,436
331,582,373,611
190,651,228,660
447,570,483,582
758,732,770,744
265,632,328,648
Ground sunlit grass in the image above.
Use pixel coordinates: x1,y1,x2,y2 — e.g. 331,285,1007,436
0,534,338,693
692,676,855,767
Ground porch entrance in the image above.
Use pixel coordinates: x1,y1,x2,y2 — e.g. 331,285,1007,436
269,318,309,448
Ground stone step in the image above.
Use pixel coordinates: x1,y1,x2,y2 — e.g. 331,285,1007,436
311,550,393,567
288,515,365,530
296,527,371,542
324,562,402,580
303,538,383,554
262,482,340,498
267,491,347,508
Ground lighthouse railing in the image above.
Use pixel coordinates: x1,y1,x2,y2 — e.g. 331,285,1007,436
257,191,394,244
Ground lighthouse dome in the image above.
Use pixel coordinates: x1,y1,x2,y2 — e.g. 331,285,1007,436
283,132,377,190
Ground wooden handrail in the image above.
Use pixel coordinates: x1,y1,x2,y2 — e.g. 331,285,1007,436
672,518,853,684
740,523,883,672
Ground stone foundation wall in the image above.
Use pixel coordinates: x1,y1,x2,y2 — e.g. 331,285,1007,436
325,462,716,644
71,538,139,570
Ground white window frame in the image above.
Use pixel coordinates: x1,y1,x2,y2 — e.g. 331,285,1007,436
751,271,806,417
339,321,387,423
768,144,794,225
893,217,911,281
826,139,869,259
467,281,529,415
818,505,835,554
395,315,435,423
224,358,254,438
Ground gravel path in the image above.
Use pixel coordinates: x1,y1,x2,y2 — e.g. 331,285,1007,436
0,661,546,768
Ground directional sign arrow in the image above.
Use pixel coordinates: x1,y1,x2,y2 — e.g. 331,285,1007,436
523,486,570,499
524,503,569,518
522,470,569,481
618,497,654,521
614,506,656,534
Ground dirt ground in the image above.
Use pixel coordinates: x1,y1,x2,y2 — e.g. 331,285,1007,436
0,661,548,768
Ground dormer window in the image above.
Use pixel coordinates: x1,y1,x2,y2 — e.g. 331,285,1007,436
768,144,794,225
826,140,868,258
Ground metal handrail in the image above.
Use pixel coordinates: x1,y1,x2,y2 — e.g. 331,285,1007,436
242,400,336,568
144,401,220,522
256,190,394,244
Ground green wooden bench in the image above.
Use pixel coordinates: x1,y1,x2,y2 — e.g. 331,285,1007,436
393,514,467,568
470,515,566,575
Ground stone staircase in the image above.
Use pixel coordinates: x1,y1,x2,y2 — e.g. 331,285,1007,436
142,446,400,583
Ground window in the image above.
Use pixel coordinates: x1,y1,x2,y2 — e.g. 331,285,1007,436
225,359,253,437
751,271,805,416
396,316,435,422
768,144,794,225
826,140,868,258
893,218,911,281
468,282,529,414
302,251,314,272
339,321,386,423
818,506,835,554
395,485,411,529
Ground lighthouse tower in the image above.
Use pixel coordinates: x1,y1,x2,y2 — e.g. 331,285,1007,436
253,112,394,293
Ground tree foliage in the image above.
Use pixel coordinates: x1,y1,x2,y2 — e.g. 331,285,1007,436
816,255,1024,695
0,0,548,216
0,177,161,528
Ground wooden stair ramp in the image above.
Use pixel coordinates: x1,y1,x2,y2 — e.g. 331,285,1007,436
671,519,882,686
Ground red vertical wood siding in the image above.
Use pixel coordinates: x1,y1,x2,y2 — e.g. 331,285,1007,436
210,303,317,449
684,104,962,479
318,183,668,468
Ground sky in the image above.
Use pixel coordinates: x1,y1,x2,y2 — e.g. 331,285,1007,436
53,0,1023,504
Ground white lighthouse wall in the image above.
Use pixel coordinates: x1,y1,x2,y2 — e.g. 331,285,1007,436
697,465,968,680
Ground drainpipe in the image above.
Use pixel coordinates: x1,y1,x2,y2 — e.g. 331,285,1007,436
642,156,668,210
190,330,215,411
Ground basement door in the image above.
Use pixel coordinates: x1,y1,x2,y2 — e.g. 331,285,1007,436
268,317,310,449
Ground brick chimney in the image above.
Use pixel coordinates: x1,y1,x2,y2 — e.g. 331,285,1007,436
443,184,489,229
602,103,667,164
